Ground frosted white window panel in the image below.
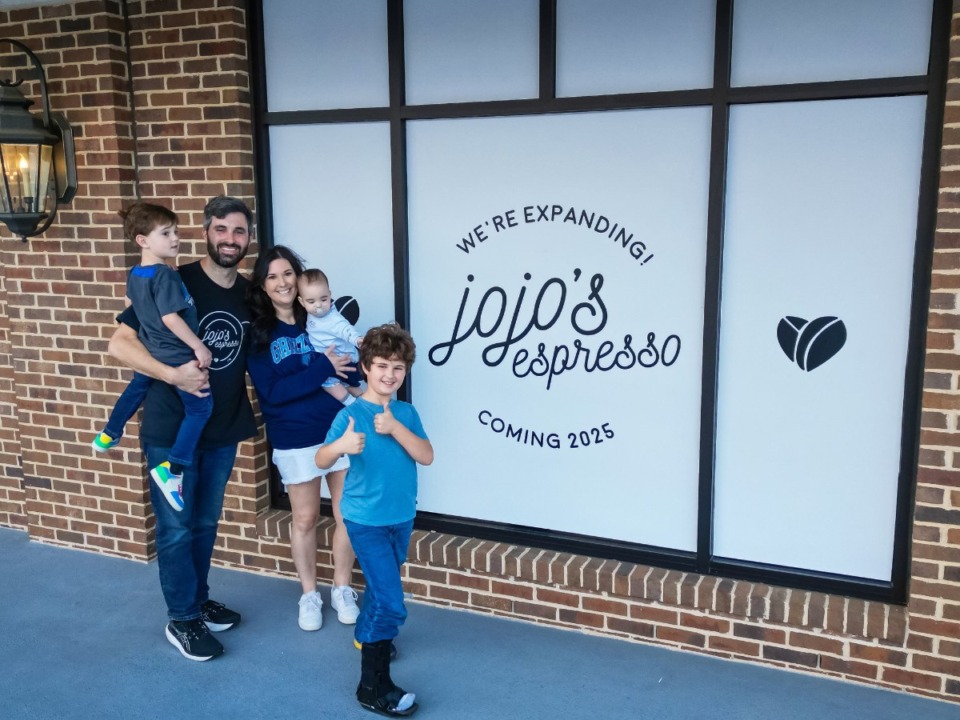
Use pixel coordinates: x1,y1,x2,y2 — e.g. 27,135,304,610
407,108,711,550
713,96,926,580
557,0,715,96
262,0,389,111
268,122,395,341
731,0,933,87
404,0,539,105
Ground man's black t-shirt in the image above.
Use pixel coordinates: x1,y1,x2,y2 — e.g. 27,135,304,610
118,260,257,450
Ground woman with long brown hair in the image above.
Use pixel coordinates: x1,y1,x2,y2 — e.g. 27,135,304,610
246,245,361,631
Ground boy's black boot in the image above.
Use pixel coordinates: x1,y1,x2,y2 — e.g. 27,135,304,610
356,639,419,716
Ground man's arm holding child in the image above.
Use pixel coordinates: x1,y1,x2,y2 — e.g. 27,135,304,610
161,312,213,369
108,322,209,396
374,401,434,466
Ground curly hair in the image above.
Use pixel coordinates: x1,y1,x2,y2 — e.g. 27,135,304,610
359,323,417,371
246,245,306,354
118,201,178,243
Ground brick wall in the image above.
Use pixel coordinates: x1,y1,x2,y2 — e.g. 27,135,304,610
0,0,267,554
1,0,960,704
0,0,143,551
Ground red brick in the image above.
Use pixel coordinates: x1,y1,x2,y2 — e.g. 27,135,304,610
733,623,786,644
820,656,879,680
582,596,628,616
631,605,679,625
789,631,843,655
881,668,943,692
491,580,534,601
708,636,761,656
679,612,730,634
428,585,469,605
514,600,557,621
762,645,818,668
536,587,580,608
656,626,706,648
608,616,655,639
849,643,907,666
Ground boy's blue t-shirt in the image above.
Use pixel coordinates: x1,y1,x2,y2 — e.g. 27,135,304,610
325,397,428,526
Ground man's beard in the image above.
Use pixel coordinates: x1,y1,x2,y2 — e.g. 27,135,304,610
206,237,248,268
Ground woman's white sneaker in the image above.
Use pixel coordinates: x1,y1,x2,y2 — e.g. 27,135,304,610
298,590,323,631
331,585,360,624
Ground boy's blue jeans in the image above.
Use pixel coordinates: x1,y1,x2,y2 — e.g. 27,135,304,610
103,372,153,440
144,442,237,621
168,389,214,469
344,518,414,645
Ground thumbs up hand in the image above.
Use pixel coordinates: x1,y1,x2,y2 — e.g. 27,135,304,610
340,416,366,455
374,400,397,436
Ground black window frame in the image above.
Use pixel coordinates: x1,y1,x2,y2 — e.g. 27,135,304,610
246,0,952,604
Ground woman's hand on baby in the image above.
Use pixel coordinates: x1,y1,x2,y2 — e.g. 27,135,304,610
324,345,356,379
340,417,365,455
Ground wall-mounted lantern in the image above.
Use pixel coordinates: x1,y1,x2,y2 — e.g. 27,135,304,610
0,38,76,242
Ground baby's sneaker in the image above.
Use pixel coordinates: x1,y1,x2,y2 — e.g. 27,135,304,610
91,431,120,453
150,461,184,512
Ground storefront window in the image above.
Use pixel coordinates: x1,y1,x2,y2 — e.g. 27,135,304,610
252,0,947,601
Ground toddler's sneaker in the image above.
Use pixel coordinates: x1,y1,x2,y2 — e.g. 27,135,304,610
298,590,323,631
91,432,120,453
331,585,360,624
150,461,184,512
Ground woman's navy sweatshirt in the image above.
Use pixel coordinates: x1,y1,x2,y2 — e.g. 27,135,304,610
246,320,346,450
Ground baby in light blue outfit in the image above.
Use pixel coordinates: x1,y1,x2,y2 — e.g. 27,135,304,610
298,268,364,405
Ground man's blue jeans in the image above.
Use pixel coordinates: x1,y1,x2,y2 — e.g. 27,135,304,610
104,372,153,440
143,442,237,621
344,518,414,645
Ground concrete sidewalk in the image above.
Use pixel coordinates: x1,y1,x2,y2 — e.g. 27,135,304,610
1,526,957,720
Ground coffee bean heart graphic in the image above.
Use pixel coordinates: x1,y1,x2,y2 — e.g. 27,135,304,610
777,316,846,371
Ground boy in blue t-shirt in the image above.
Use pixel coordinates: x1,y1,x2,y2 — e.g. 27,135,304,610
317,323,433,717
92,202,213,512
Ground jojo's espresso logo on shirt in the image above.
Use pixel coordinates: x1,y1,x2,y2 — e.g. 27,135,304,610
200,310,246,370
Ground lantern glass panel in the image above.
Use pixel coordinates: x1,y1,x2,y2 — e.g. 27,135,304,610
0,143,39,213
19,144,39,213
37,144,52,213
0,150,9,213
